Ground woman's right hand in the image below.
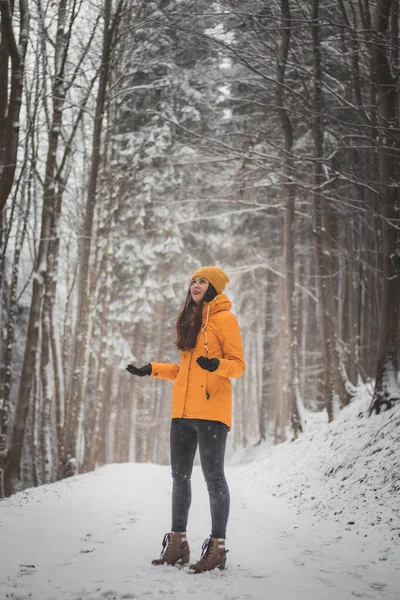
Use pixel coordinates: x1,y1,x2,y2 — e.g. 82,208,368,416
126,364,152,377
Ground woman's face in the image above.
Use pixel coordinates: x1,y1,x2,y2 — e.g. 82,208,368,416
190,277,209,304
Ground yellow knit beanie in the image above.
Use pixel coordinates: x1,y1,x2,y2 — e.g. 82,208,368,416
191,266,230,295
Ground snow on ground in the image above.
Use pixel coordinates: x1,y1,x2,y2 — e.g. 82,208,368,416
1,387,399,600
231,384,400,544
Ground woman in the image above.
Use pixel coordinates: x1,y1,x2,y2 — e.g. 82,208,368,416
126,266,245,572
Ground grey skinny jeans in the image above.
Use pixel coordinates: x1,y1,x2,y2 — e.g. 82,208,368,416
170,418,230,539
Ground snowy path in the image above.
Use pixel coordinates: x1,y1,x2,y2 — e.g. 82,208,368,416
0,462,399,600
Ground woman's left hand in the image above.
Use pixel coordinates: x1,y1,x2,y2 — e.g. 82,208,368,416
196,356,220,372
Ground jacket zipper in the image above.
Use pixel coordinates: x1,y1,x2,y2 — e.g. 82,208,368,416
182,351,193,417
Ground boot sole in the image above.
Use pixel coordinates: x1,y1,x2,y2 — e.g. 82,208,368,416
151,556,190,568
188,559,227,574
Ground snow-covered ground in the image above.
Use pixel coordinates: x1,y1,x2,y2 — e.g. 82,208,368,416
1,387,399,600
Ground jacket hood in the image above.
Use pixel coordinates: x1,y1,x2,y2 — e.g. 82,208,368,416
202,293,232,318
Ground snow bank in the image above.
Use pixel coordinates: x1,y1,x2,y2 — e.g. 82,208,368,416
230,385,400,546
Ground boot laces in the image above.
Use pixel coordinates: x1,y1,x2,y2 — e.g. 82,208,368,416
200,537,212,560
159,532,170,557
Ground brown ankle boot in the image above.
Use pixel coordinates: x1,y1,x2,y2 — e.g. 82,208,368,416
189,537,228,573
151,532,190,566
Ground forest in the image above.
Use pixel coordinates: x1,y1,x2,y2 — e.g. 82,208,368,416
0,0,399,498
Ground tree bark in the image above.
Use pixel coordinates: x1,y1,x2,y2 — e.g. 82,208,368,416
85,242,113,471
369,0,400,413
274,276,287,443
346,215,359,386
311,0,334,422
311,0,350,421
0,0,30,213
277,0,302,438
40,186,63,483
96,363,113,467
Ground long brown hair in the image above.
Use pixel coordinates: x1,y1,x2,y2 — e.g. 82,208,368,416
175,283,217,351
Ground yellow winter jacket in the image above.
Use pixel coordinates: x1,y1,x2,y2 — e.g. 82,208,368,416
150,294,245,428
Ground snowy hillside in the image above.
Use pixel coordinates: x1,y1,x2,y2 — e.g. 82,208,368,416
0,387,399,600
232,385,400,546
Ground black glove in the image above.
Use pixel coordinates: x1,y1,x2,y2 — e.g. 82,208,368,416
196,356,220,372
126,363,152,377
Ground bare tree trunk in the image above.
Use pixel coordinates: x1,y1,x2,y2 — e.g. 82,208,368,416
0,176,31,497
113,369,125,462
239,375,247,447
259,281,273,442
50,300,63,478
311,0,350,420
369,0,400,413
40,186,64,483
148,300,166,460
311,0,334,422
57,264,77,478
277,0,302,438
85,242,113,471
274,277,287,443
30,364,40,488
96,363,113,467
128,323,142,462
297,258,311,399
361,208,381,379
120,375,135,462
72,231,102,470
135,394,148,462
326,226,351,408
0,0,30,213
363,0,383,334
346,216,359,386
0,0,30,496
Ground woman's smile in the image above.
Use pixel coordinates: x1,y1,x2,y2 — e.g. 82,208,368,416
190,277,209,303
